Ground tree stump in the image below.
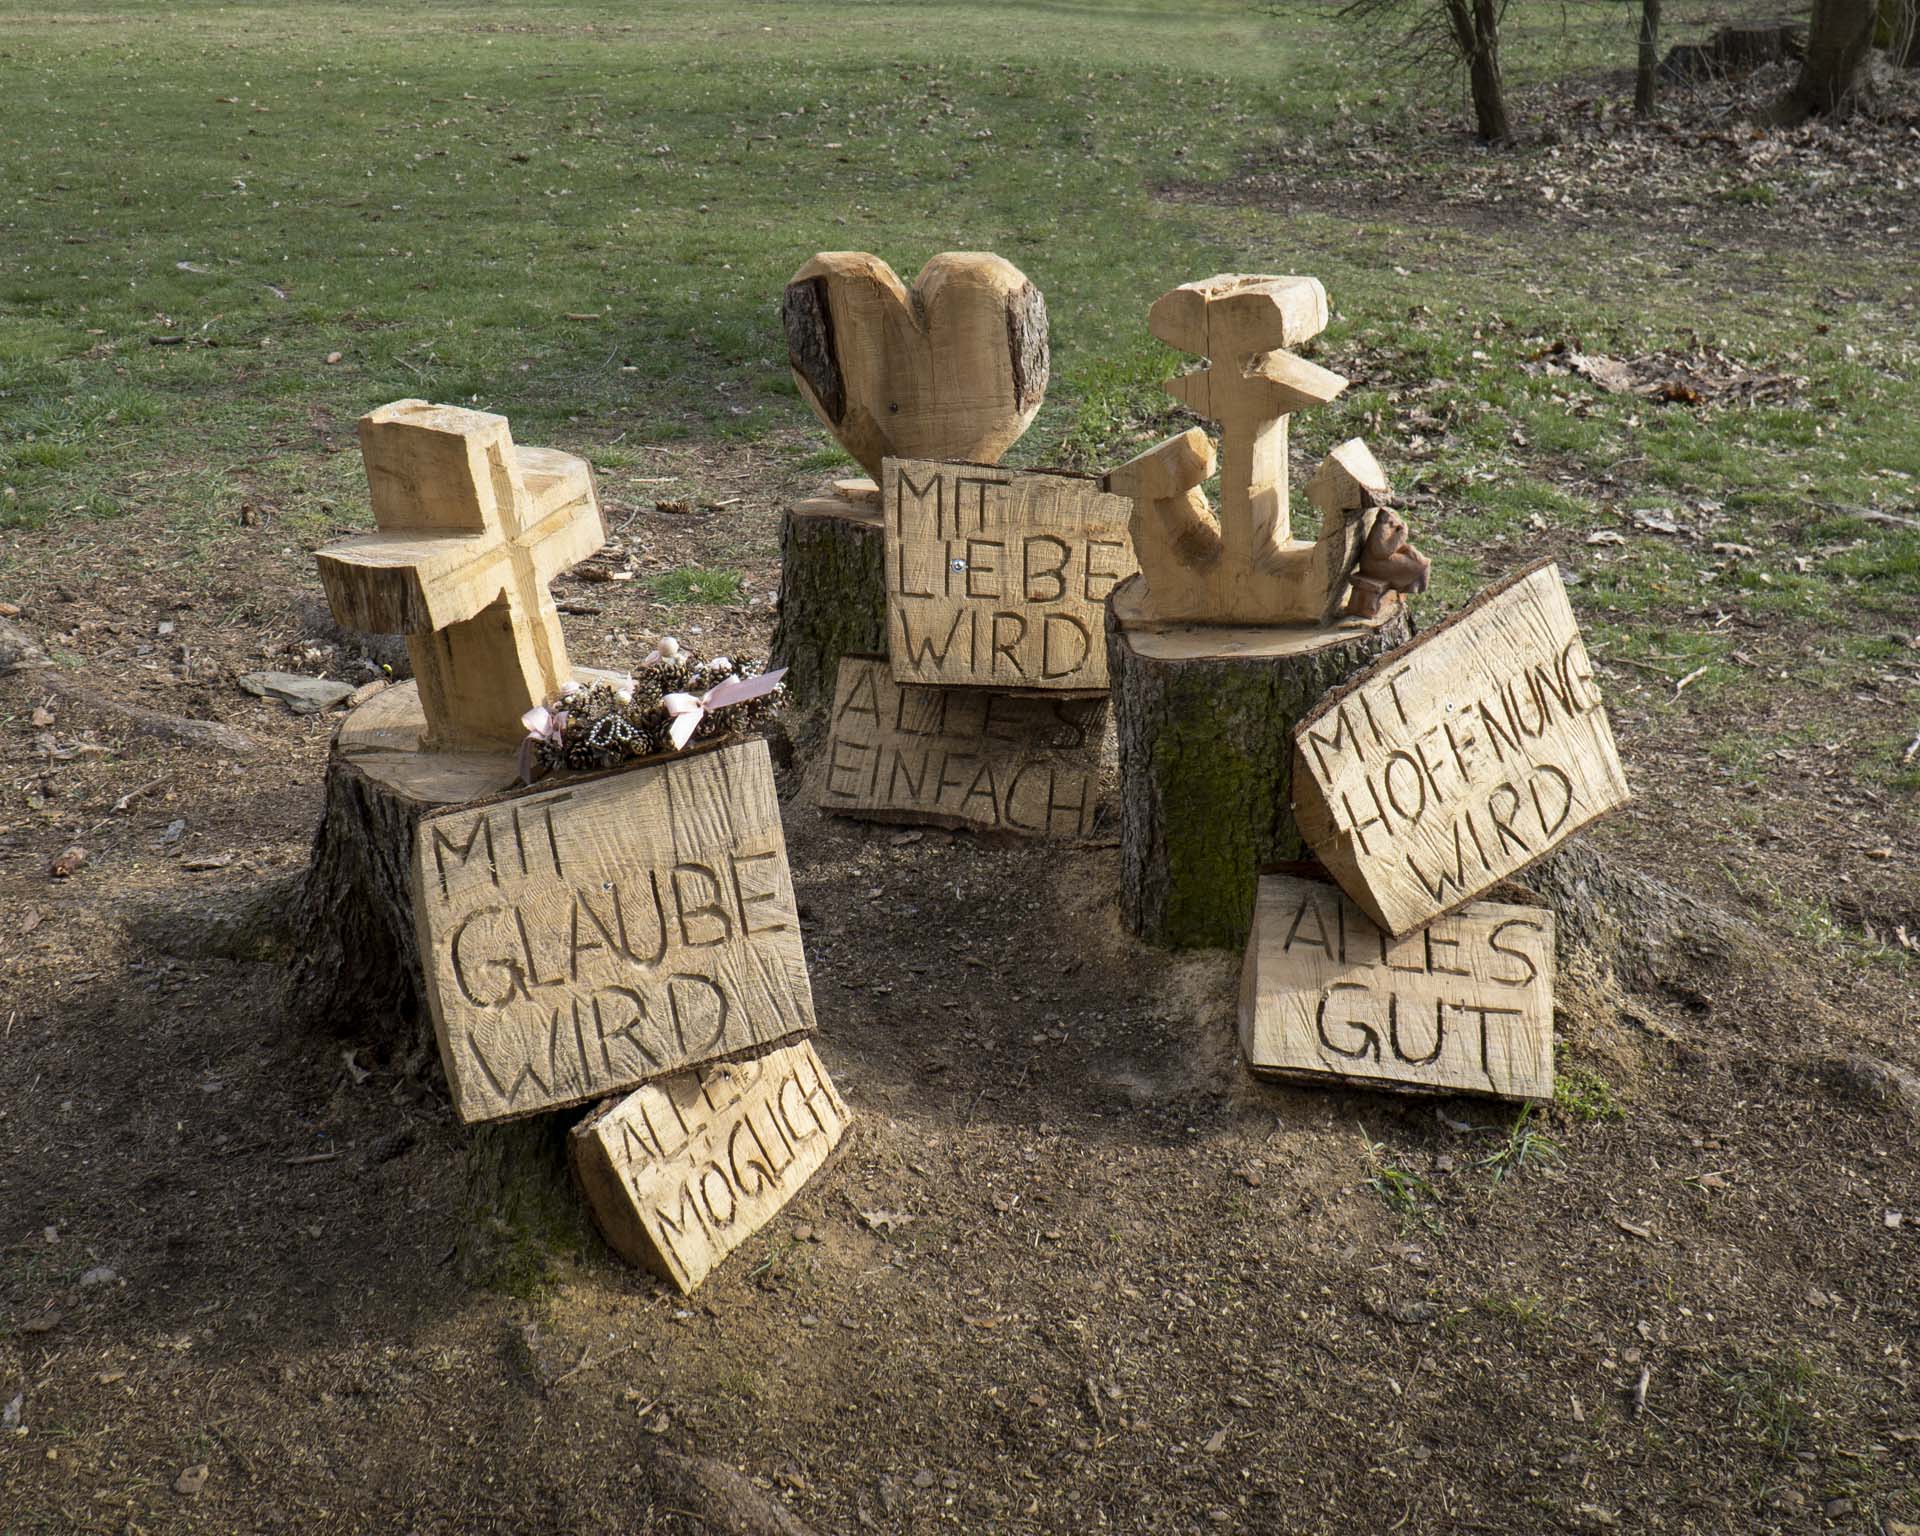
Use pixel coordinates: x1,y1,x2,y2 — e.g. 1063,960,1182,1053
286,678,598,1288
767,481,888,713
1105,573,1413,950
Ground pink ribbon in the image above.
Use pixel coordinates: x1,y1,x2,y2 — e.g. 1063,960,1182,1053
661,668,786,751
516,704,568,783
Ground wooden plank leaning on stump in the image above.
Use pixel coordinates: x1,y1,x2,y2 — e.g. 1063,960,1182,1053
816,655,1109,838
1239,869,1555,1102
571,1037,851,1294
413,741,815,1126
1290,560,1631,937
883,457,1136,694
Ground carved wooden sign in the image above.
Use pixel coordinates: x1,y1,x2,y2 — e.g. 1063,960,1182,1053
1240,872,1554,1102
411,739,816,1124
1292,561,1630,936
570,1038,850,1293
821,656,1106,837
884,458,1136,693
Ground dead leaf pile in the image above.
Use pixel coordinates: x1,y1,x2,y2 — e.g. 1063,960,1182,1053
1180,59,1920,249
1526,338,1804,407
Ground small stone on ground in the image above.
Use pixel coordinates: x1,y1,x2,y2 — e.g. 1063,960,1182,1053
238,671,355,714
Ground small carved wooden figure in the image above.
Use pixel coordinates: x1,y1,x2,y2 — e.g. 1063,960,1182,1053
1102,274,1428,628
1345,508,1431,619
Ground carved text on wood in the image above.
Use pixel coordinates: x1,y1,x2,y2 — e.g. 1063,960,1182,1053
822,656,1105,836
571,1038,849,1293
884,458,1136,693
1292,562,1629,936
412,740,815,1123
1240,873,1554,1101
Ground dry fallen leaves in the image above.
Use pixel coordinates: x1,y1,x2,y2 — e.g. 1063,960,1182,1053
1531,339,1803,408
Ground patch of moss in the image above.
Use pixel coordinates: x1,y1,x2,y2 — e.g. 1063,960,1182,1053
459,1117,599,1297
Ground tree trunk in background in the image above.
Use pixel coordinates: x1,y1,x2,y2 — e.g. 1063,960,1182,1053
1445,0,1513,141
1636,0,1663,116
1764,0,1879,122
1898,0,1920,65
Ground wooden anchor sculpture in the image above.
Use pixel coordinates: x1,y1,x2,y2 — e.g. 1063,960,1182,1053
1102,274,1428,627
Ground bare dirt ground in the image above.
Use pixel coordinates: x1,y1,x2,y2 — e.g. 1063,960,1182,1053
4,96,1920,1536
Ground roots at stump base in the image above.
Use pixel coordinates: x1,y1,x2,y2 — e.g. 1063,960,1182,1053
286,680,595,1287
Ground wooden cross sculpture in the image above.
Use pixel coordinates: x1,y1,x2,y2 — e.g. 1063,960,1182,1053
1101,274,1428,627
315,400,605,750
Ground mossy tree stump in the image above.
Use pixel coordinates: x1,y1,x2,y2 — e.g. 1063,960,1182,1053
1105,574,1413,950
768,481,888,713
287,680,595,1287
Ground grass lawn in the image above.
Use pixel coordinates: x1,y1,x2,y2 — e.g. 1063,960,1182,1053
4,0,1916,718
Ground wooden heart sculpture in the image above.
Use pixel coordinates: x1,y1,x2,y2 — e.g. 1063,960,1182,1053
783,251,1049,480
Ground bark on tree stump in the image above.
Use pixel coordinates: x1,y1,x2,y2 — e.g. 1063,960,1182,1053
1105,573,1413,950
286,678,598,1288
767,482,888,713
